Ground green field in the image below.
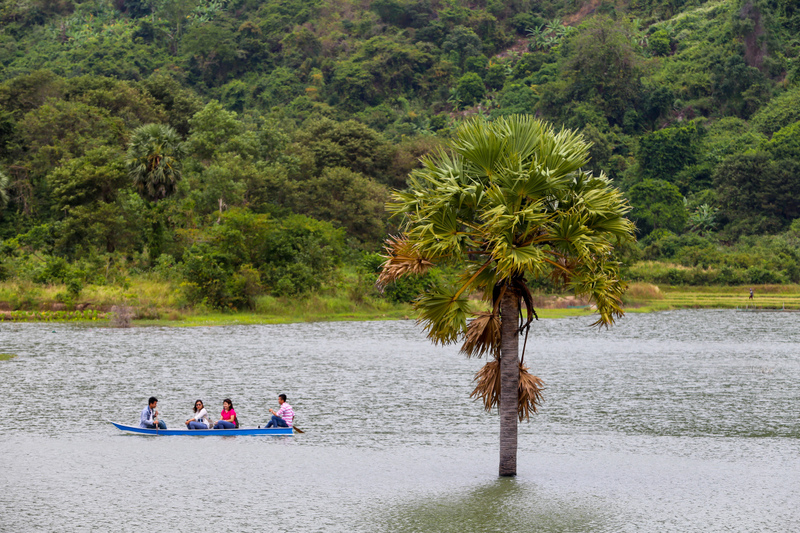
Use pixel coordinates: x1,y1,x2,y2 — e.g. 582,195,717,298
624,283,800,312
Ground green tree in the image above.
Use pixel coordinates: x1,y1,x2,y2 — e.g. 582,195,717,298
484,63,506,91
764,121,800,161
292,117,394,180
0,170,9,213
284,166,389,243
627,179,687,236
714,152,800,235
379,115,635,476
441,25,483,70
126,123,185,202
750,87,800,135
186,100,243,161
637,122,701,185
648,29,671,56
688,204,719,236
556,16,643,124
456,72,486,106
48,147,127,211
126,123,185,260
140,73,203,135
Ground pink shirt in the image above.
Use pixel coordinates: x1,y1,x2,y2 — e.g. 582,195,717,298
220,408,236,422
276,403,294,427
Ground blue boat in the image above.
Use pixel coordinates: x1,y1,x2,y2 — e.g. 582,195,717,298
110,422,293,436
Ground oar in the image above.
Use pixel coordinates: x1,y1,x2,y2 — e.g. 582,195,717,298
292,425,305,434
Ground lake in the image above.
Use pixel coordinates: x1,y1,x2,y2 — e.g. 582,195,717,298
1,309,798,532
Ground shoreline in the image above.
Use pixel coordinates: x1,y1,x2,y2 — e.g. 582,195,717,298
2,283,799,326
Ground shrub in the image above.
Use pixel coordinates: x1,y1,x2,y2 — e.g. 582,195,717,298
227,264,261,310
382,273,433,303
456,72,485,106
745,266,785,284
181,244,233,310
649,30,671,56
623,282,663,302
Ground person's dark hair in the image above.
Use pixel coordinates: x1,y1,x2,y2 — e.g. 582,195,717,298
278,394,287,402
148,396,158,405
193,399,204,413
223,398,233,410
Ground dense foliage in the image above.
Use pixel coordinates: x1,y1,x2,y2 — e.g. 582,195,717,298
1,0,799,307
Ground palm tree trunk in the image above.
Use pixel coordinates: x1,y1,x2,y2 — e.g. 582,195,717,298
499,289,519,476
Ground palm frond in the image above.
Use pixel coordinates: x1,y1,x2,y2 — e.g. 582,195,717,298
451,118,506,176
518,366,546,421
415,285,471,345
460,311,501,358
470,360,545,421
569,264,627,328
377,234,434,288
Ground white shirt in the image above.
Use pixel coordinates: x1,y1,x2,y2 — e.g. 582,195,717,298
191,408,211,428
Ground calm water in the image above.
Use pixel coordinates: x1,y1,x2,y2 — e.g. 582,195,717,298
0,310,798,532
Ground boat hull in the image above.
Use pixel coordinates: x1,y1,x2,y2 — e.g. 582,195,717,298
111,422,293,436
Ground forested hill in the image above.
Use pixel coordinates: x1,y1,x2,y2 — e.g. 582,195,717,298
1,0,800,308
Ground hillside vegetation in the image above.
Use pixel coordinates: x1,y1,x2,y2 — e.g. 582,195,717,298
0,0,799,316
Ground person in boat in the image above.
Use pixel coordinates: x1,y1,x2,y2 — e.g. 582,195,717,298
185,399,212,430
265,393,294,428
212,398,238,429
140,396,167,429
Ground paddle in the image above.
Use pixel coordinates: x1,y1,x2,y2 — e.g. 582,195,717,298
292,425,305,434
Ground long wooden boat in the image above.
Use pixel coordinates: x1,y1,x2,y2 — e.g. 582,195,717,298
110,422,293,436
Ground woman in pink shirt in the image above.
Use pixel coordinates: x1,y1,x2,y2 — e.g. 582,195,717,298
213,398,238,429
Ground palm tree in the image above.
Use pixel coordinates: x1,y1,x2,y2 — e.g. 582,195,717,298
126,124,185,203
126,124,185,261
378,115,635,476
0,169,9,212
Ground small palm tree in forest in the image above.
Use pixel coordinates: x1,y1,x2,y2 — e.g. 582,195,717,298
127,124,185,202
126,124,186,260
0,170,10,212
378,115,635,476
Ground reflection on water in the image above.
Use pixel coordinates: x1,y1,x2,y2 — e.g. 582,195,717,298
0,310,798,532
384,478,615,533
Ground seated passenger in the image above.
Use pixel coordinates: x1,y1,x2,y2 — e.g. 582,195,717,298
140,396,167,429
265,393,293,428
185,399,211,430
213,399,238,429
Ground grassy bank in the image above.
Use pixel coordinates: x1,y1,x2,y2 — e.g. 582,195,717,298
0,276,599,326
624,283,800,312
3,279,799,326
0,277,417,325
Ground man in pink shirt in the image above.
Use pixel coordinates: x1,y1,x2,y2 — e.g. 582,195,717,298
265,394,294,428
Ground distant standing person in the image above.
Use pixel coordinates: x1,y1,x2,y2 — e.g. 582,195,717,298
265,394,294,428
749,288,754,300
140,396,166,429
185,399,212,430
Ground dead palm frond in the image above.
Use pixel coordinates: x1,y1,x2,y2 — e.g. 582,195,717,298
471,359,503,412
517,365,545,421
470,360,545,421
377,234,434,288
461,311,501,358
